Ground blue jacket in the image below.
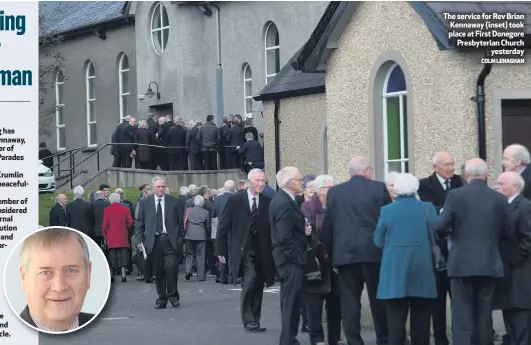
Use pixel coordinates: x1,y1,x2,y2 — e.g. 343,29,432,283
262,185,276,199
374,196,438,300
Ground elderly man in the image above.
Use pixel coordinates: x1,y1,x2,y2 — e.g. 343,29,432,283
91,191,110,249
435,158,513,345
503,144,531,200
49,194,68,227
320,156,390,345
19,227,94,332
418,151,464,345
270,166,311,345
197,114,220,170
187,120,203,170
494,172,531,345
66,185,94,239
238,132,265,174
213,180,236,284
118,116,136,168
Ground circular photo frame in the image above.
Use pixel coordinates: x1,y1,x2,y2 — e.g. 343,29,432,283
3,226,111,334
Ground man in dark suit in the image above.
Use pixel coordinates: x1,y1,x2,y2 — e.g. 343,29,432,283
186,120,203,170
494,171,531,345
269,166,310,345
225,115,246,169
238,132,265,173
91,191,110,249
321,156,391,345
218,116,231,170
135,176,185,309
417,151,463,345
49,194,68,227
435,158,513,345
66,186,94,239
244,119,259,141
216,169,275,332
503,144,531,200
166,117,188,170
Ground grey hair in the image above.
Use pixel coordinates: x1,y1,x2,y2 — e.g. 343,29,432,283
174,116,184,124
180,186,189,195
189,119,196,127
152,176,165,185
385,171,401,184
20,227,90,269
138,119,148,129
224,180,235,192
348,156,371,176
94,191,104,199
193,195,204,206
211,189,219,197
276,166,300,188
55,194,67,203
115,188,124,198
248,169,264,181
188,184,198,196
165,114,172,121
109,192,121,204
73,185,84,199
245,132,254,141
394,173,420,196
313,174,335,192
465,159,489,179
508,144,531,166
217,187,226,195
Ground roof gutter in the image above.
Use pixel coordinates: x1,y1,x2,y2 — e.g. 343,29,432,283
473,62,492,160
40,15,134,40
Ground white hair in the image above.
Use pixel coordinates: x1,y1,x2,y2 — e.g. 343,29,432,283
217,187,226,195
189,184,198,196
138,119,148,129
313,174,334,192
180,186,189,195
94,191,104,199
109,192,121,204
508,144,531,166
394,173,419,196
276,166,299,188
193,195,204,206
245,132,254,141
55,194,67,203
248,169,264,181
465,159,489,178
115,188,124,198
385,171,400,184
224,180,235,192
72,185,84,199
348,157,371,176
152,176,165,185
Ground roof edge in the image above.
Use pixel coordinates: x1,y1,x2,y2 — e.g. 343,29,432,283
409,1,451,50
254,85,326,102
40,15,134,40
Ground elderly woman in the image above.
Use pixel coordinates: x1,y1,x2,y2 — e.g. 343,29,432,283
102,192,134,283
385,171,400,201
374,173,438,345
301,174,342,345
134,119,154,169
184,195,211,281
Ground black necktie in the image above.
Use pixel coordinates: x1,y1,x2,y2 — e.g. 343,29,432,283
444,180,451,191
250,197,257,235
156,198,163,234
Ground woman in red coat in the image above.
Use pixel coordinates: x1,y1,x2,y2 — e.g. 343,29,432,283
102,192,133,283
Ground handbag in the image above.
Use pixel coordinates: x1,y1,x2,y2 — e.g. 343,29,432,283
425,205,447,272
304,247,323,282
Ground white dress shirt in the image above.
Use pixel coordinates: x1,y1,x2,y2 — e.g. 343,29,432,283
154,195,167,234
436,174,451,190
247,189,259,211
281,188,296,201
30,312,79,333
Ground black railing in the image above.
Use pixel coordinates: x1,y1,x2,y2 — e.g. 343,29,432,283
41,147,85,179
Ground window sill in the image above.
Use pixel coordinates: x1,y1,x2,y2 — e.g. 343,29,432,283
82,147,97,153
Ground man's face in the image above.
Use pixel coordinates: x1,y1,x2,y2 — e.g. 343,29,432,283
288,171,304,195
20,237,91,329
154,180,166,197
102,188,109,197
59,197,68,206
496,175,516,198
130,118,137,126
502,147,518,172
434,153,455,179
249,172,266,194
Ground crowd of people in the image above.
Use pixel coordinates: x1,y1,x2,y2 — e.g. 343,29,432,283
110,113,264,173
46,142,531,345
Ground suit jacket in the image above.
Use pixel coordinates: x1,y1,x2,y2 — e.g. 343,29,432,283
269,189,308,270
238,140,264,165
66,198,94,237
522,167,531,200
494,194,531,309
225,123,246,152
49,203,67,227
19,305,94,329
166,124,187,156
91,198,110,237
321,175,391,267
135,194,185,255
215,190,275,286
434,179,513,278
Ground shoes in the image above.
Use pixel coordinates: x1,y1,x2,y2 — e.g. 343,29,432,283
170,301,180,308
121,276,127,283
154,303,167,309
301,325,309,333
136,275,144,281
215,278,221,283
185,273,192,281
244,322,266,332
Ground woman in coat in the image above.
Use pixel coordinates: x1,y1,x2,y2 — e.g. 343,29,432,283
301,174,342,345
102,192,133,283
184,195,210,281
374,173,438,345
134,119,154,169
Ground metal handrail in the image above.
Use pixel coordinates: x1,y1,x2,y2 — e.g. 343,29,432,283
50,147,84,171
40,146,84,161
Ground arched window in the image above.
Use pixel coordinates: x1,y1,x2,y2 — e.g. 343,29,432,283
383,63,408,175
264,22,280,84
86,61,97,147
55,70,65,150
118,54,130,121
243,63,253,119
151,2,169,54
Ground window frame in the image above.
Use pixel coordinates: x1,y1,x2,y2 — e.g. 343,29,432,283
382,63,408,176
264,22,280,83
55,70,65,151
150,2,170,54
86,61,97,147
118,53,130,122
243,63,253,119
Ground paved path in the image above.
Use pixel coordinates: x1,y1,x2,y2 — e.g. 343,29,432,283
39,271,507,345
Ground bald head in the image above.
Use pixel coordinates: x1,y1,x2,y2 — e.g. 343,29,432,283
464,158,488,182
496,171,525,198
348,156,372,179
432,151,455,180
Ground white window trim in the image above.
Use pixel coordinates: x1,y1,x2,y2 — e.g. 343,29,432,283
243,63,253,118
86,62,97,147
382,63,408,176
55,72,65,151
264,22,280,81
150,2,170,54
118,54,130,122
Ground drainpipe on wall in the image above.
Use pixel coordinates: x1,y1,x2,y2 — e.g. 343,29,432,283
213,4,225,126
273,99,281,190
473,62,492,161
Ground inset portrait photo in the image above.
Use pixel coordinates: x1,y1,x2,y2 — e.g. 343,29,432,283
3,226,111,334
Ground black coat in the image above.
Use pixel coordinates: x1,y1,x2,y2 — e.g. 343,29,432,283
522,167,531,201
269,189,308,269
238,140,264,165
494,194,531,309
39,149,53,168
434,179,513,278
66,198,94,237
321,176,391,267
91,198,110,237
134,128,154,163
166,124,187,156
244,125,259,141
49,203,67,227
116,122,135,152
225,124,245,152
215,190,275,287
186,126,201,154
157,121,172,147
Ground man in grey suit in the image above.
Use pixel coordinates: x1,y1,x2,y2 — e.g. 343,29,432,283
135,176,185,309
435,158,513,345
